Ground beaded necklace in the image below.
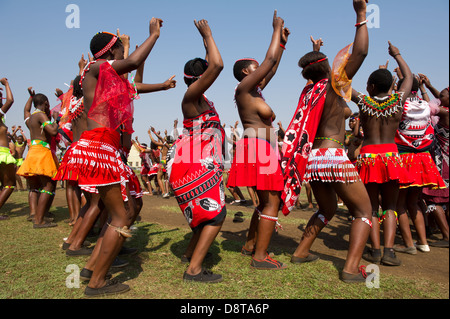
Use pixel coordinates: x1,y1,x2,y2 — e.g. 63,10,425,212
358,92,403,118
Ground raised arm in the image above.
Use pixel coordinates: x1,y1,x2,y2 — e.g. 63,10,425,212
24,87,35,122
259,25,290,90
148,127,163,147
110,18,163,76
0,78,14,115
344,0,369,80
237,10,284,94
136,76,176,93
183,19,224,104
418,74,441,99
389,41,413,104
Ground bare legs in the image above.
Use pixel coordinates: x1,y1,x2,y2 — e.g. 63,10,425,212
293,181,372,275
0,163,16,216
397,187,429,248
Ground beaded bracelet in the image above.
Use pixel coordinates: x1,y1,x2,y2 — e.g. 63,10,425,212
355,20,368,27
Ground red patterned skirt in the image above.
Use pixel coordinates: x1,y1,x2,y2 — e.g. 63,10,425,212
357,144,412,185
54,142,78,182
399,152,447,190
124,164,143,199
64,127,128,201
168,131,226,232
303,148,361,183
227,137,284,191
148,163,160,176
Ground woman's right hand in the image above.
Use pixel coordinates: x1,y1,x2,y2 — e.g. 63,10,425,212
273,10,284,30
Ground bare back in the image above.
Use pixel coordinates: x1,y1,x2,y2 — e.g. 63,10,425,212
26,111,52,143
313,85,349,149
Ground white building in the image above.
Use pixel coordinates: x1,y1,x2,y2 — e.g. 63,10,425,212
127,144,142,170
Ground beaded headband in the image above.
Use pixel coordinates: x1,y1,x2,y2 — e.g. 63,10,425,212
308,57,328,66
94,32,119,59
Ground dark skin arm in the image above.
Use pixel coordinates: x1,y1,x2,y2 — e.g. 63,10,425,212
236,11,285,96
389,41,413,105
136,76,176,94
419,73,441,99
24,87,34,121
0,78,14,115
345,0,369,81
182,19,224,119
132,44,177,93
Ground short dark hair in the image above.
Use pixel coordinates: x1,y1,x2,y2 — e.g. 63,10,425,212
90,32,122,59
184,58,208,86
72,75,83,99
298,51,329,81
233,59,257,82
33,93,48,108
368,69,393,93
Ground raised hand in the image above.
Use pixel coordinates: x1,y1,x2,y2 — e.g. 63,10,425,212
55,88,64,98
194,19,212,39
281,27,291,45
388,41,401,58
117,28,130,48
163,75,177,90
273,10,284,30
353,0,368,14
78,54,88,71
28,87,35,97
310,35,324,52
379,60,389,69
149,17,163,37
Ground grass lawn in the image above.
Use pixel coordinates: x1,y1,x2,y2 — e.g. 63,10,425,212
0,190,446,300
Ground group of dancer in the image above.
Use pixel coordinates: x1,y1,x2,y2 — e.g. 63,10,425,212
0,0,448,297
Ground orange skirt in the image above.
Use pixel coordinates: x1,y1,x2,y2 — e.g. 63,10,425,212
17,144,59,178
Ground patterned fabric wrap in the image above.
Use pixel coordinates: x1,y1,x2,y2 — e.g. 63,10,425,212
168,97,226,231
357,143,412,185
422,123,449,203
303,148,361,184
395,97,434,151
280,79,328,216
227,137,284,191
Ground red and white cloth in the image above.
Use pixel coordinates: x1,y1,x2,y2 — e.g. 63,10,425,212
303,148,361,184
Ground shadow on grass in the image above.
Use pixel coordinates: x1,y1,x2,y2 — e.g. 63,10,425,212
0,201,29,219
169,231,223,269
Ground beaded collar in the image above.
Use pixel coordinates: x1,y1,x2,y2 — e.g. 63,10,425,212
358,92,404,118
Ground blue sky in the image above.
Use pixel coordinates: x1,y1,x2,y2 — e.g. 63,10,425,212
1,0,449,144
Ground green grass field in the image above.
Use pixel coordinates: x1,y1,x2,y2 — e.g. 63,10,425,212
0,190,446,300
